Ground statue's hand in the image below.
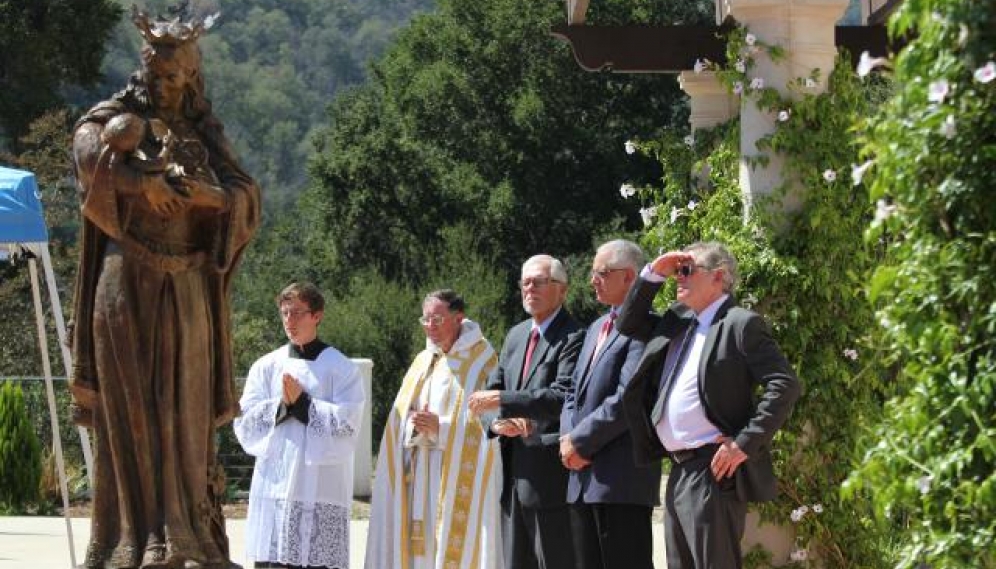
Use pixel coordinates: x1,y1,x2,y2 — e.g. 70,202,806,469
143,174,188,216
177,176,229,211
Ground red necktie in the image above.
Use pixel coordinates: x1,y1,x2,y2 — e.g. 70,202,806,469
520,328,540,387
592,312,616,359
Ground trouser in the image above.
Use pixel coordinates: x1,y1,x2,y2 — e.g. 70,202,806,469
501,491,574,569
568,501,654,569
664,454,748,569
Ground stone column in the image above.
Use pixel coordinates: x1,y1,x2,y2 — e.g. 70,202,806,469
678,70,738,132
723,0,849,215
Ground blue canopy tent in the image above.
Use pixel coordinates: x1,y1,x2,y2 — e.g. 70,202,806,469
0,165,92,568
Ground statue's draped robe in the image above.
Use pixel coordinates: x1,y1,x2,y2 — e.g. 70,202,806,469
70,96,260,568
234,343,365,569
365,320,504,569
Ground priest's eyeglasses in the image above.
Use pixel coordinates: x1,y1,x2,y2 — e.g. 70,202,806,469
419,314,446,327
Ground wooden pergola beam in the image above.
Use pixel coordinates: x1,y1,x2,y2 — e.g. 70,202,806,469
551,23,893,74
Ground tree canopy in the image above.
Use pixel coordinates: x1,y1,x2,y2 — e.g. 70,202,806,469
90,0,435,208
0,0,121,151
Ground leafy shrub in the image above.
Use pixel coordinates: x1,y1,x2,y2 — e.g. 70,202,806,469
844,1,996,567
0,381,44,513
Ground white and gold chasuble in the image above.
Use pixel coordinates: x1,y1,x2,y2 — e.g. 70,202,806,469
365,320,503,569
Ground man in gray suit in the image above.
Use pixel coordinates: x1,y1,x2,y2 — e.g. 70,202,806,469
559,239,658,569
618,242,801,569
468,254,584,569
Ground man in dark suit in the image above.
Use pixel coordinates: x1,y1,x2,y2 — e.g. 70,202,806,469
468,254,584,569
618,241,801,569
559,239,658,569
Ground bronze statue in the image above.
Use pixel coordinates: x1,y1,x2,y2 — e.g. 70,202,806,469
69,4,260,568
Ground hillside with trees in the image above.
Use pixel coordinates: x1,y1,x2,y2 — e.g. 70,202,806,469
90,0,435,209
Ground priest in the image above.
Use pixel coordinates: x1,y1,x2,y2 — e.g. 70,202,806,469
365,289,503,569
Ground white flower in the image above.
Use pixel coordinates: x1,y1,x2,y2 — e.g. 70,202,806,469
639,206,657,227
843,348,859,361
874,199,897,223
823,169,837,183
790,507,806,522
804,78,817,89
916,475,933,495
687,200,698,211
928,79,950,103
684,134,695,147
669,206,682,224
619,183,637,198
851,160,874,186
624,140,637,155
733,81,744,95
750,77,765,90
777,110,790,122
974,61,996,84
940,115,957,139
745,33,757,46
812,504,824,514
790,549,810,562
694,58,706,74
735,59,746,73
958,24,969,47
856,51,889,78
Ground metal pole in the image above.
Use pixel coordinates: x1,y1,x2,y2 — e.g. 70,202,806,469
39,244,94,488
29,257,77,569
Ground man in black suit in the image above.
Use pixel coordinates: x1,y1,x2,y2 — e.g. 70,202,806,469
559,239,658,569
618,242,801,569
468,254,583,569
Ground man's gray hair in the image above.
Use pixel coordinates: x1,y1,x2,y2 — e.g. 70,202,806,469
684,241,739,293
597,239,645,271
522,254,568,284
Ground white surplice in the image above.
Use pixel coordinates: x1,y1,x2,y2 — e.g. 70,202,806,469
365,320,503,569
234,345,365,569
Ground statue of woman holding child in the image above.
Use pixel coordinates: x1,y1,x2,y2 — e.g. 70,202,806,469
69,5,260,567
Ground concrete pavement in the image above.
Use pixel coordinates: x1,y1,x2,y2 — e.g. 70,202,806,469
0,514,668,568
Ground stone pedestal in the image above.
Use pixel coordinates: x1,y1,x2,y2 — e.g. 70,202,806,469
679,71,738,132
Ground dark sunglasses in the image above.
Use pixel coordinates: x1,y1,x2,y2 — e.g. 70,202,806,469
677,264,710,277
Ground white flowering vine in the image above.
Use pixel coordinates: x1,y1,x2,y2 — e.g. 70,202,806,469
874,199,898,223
638,206,657,227
939,115,957,139
856,51,889,78
823,169,837,183
851,160,874,186
928,79,950,104
974,61,996,83
619,183,637,199
624,140,636,155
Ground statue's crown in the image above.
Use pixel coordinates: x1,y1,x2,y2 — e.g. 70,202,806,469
131,1,219,46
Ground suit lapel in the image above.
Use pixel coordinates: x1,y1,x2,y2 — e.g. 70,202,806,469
574,316,604,397
511,325,530,389
697,297,735,385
